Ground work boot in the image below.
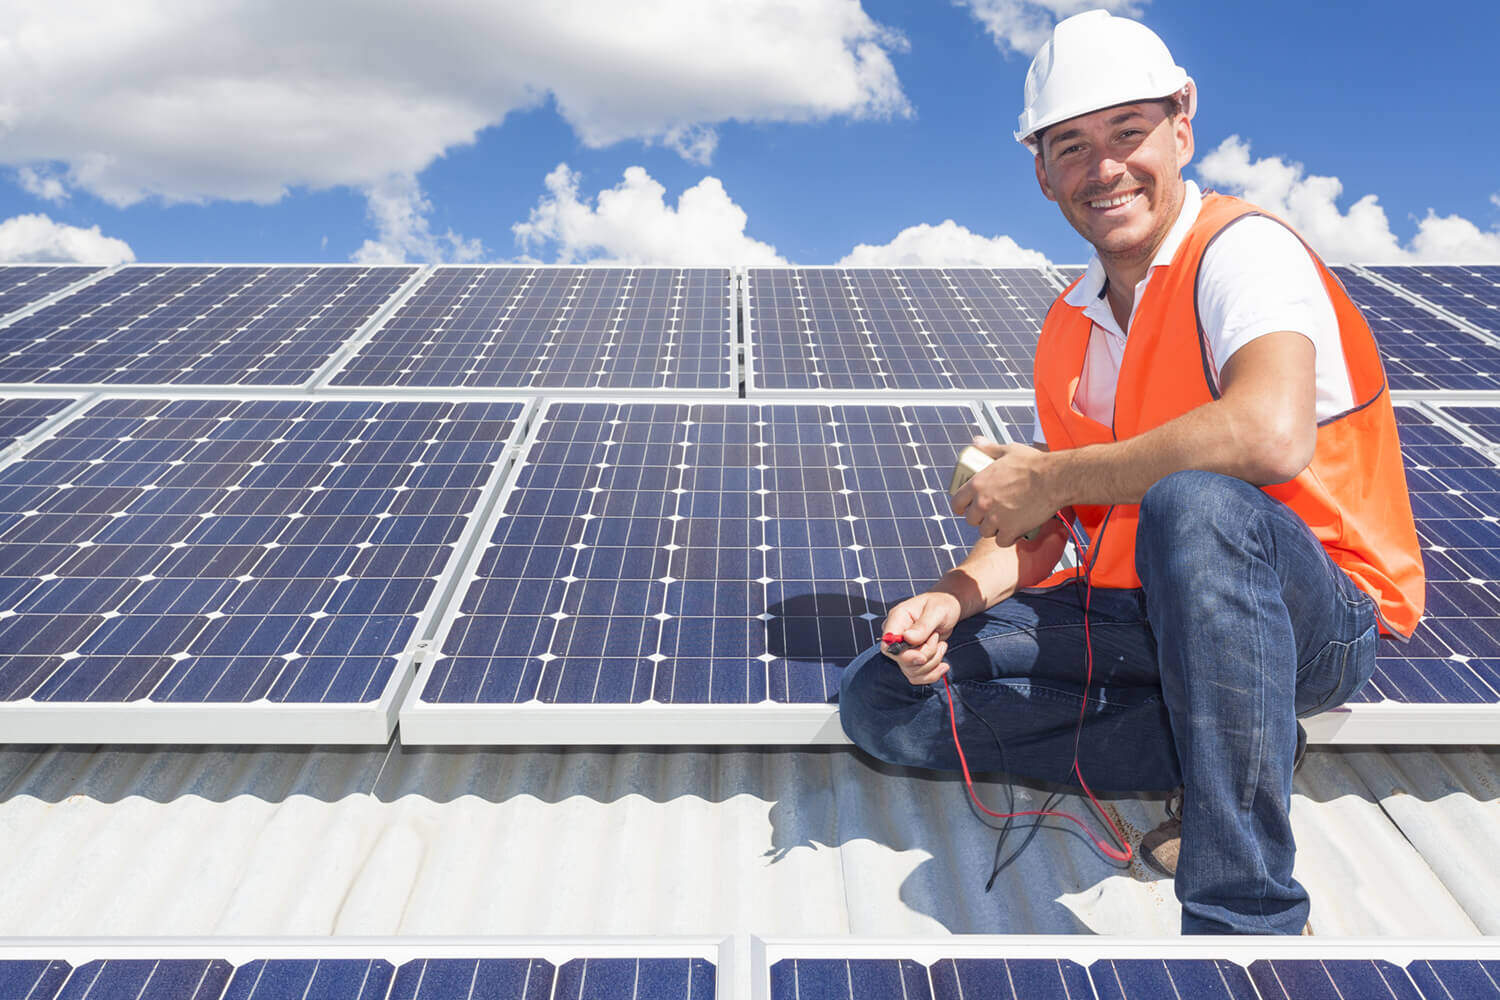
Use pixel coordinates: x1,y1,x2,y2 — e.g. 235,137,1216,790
1139,722,1307,878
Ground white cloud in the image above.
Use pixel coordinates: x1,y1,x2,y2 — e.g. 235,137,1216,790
513,164,785,266
0,1,908,208
16,166,68,203
351,174,484,265
1491,192,1500,211
0,214,134,264
838,220,1050,266
1197,136,1500,263
955,0,1143,57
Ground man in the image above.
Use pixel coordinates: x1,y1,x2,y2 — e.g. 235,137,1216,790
837,9,1424,935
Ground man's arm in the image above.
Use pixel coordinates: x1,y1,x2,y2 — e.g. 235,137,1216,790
953,330,1318,542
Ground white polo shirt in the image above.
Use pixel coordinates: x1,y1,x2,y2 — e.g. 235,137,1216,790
1031,181,1352,443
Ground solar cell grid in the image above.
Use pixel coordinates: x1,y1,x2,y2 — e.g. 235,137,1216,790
0,265,101,320
223,960,392,1000
0,396,74,450
1370,265,1500,337
420,401,981,709
0,397,521,740
1406,960,1500,999
1090,958,1259,1000
388,959,554,1000
332,266,732,391
1249,959,1423,1000
745,267,1052,393
1331,266,1500,392
58,959,232,1000
1365,406,1500,706
0,265,414,387
0,959,70,1000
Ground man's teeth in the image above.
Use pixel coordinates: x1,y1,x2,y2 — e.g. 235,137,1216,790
1089,192,1137,209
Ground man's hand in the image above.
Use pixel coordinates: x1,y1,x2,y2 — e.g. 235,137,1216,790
880,591,962,685
951,437,1061,544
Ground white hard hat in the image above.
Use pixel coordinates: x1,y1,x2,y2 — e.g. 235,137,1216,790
1015,9,1196,153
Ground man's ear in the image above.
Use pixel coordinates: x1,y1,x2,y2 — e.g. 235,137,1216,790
1034,152,1057,203
1174,114,1194,171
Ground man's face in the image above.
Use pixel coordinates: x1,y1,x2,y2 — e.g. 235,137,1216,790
1033,102,1194,266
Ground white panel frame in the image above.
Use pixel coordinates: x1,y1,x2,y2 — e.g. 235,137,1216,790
741,265,1041,403
0,263,426,392
399,394,992,746
315,264,740,398
0,392,538,745
751,936,1500,1000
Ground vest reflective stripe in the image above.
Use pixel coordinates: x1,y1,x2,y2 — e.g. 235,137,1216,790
1032,193,1425,637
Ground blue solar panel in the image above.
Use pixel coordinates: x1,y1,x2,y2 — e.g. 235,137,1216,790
1249,959,1423,1000
991,404,1037,445
0,265,100,320
745,267,1054,392
1370,265,1500,338
1363,407,1500,706
553,958,715,1000
0,959,70,1000
1332,267,1500,392
332,267,733,390
0,265,414,386
388,959,554,1000
0,396,73,449
932,958,1094,999
1406,960,1500,999
769,959,932,1000
0,398,520,726
58,960,232,1000
421,401,981,706
1057,266,1087,284
1091,958,1259,999
223,960,392,1000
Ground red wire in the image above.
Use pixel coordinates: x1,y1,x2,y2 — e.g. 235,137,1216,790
938,514,1134,864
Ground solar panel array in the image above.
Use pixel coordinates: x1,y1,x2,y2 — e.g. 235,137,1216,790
1370,265,1500,337
330,267,734,391
1331,267,1500,392
414,401,979,716
0,956,714,1000
0,395,75,450
744,267,1055,393
768,955,1500,1000
0,397,522,742
1364,406,1500,706
0,265,100,320
0,265,415,387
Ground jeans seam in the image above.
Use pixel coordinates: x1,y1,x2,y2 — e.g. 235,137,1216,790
952,676,1162,712
945,618,1146,657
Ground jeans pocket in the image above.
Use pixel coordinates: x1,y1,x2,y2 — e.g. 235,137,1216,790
1295,622,1376,717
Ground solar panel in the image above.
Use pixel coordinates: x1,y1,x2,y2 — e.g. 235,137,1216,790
0,396,75,450
330,266,734,391
0,265,415,387
1332,266,1500,392
990,404,1038,445
0,953,717,1000
1347,405,1500,721
1369,265,1500,338
0,396,524,743
1056,266,1087,285
762,946,1500,1000
0,265,101,320
401,400,984,743
743,267,1054,394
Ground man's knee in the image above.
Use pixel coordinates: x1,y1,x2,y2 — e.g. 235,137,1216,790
1136,470,1263,587
837,643,915,756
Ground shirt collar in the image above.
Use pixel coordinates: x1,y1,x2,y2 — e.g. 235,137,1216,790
1064,180,1203,308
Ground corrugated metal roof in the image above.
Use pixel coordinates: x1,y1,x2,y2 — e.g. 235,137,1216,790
0,741,1495,939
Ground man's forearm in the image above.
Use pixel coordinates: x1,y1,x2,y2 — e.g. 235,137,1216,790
930,534,1020,619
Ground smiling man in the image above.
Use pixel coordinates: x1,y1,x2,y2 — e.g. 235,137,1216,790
837,10,1424,934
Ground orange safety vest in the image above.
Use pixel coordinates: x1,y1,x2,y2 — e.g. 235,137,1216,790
1033,192,1424,637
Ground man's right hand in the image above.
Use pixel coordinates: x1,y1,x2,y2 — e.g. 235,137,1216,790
879,591,963,686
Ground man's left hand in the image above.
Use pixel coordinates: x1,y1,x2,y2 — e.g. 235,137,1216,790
951,437,1060,544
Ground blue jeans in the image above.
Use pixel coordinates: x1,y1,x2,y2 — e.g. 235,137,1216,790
839,471,1379,935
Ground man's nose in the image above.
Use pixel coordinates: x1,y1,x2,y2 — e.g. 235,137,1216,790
1086,152,1127,187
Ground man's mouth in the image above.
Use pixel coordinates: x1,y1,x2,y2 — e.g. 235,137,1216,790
1085,191,1141,210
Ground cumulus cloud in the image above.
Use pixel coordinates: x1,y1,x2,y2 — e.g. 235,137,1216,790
955,0,1143,57
0,214,135,264
1198,136,1500,263
838,220,1050,266
352,174,484,265
1491,193,1500,211
16,166,68,203
513,164,785,266
0,1,908,208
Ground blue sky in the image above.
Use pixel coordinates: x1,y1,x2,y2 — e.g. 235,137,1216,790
2,0,1497,267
